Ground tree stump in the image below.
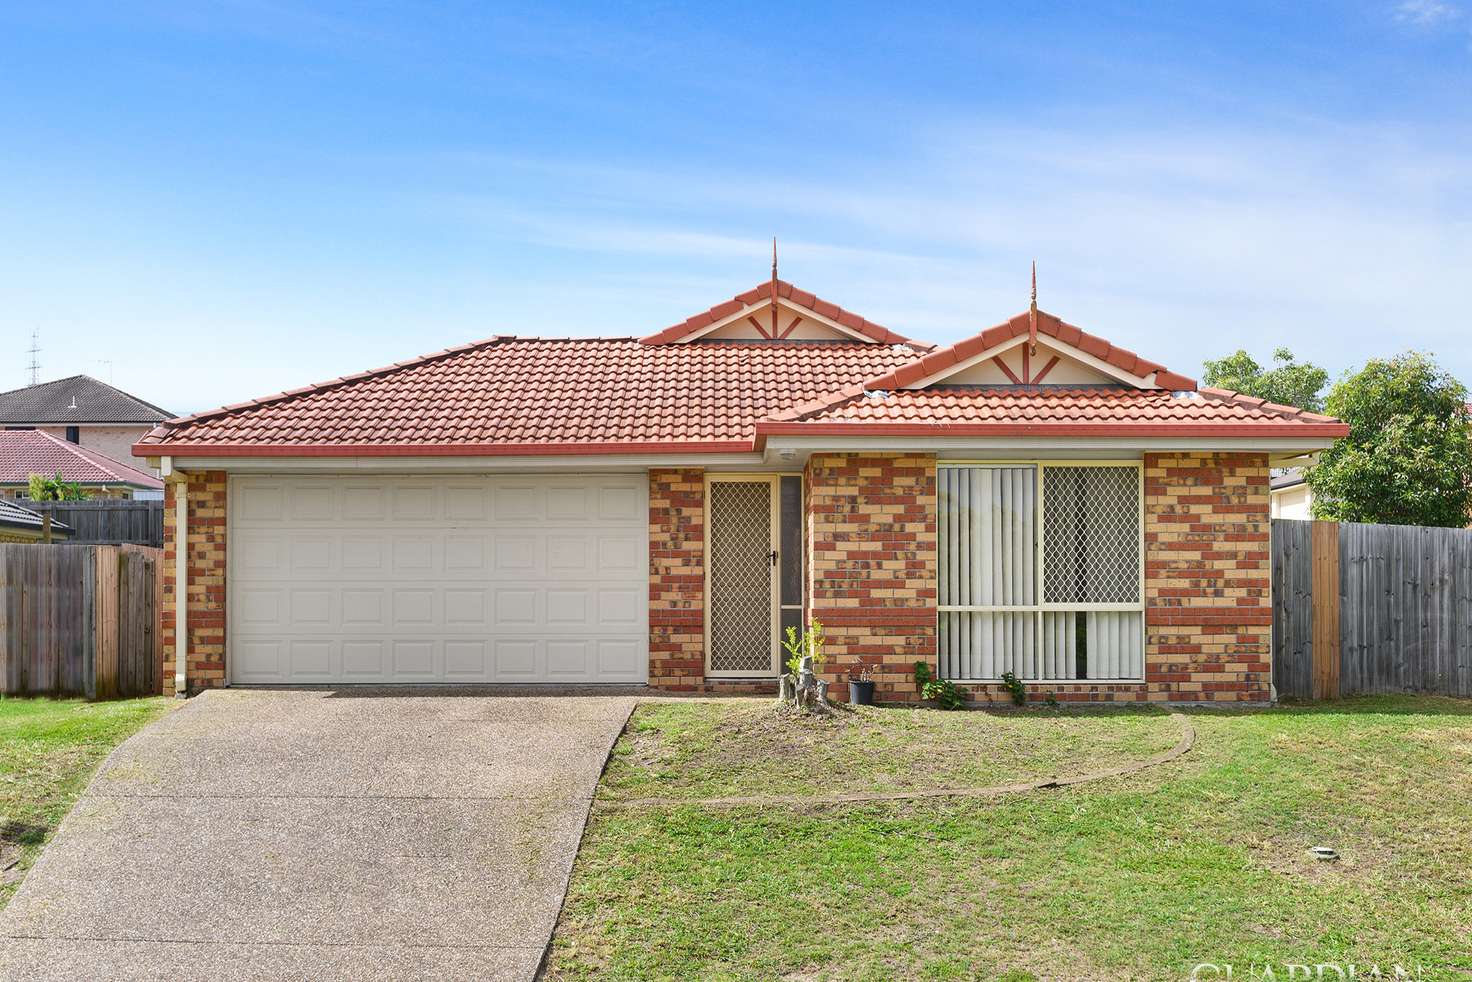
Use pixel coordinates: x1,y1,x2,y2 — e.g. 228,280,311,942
778,654,830,714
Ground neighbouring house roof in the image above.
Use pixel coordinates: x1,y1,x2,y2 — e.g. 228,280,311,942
0,430,164,488
134,281,1350,457
0,375,173,424
0,497,71,534
1272,468,1307,491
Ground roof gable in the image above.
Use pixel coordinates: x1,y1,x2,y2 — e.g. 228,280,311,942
859,309,1197,393
639,279,922,347
0,375,173,424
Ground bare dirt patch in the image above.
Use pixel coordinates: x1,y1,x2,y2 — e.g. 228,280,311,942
599,700,1182,802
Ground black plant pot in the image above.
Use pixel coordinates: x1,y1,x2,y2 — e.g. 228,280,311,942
848,680,876,706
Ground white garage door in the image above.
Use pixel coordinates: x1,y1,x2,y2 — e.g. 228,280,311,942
228,474,648,684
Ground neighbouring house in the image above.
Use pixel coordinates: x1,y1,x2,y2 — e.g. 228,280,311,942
0,429,165,500
1270,469,1313,519
1269,401,1472,521
135,278,1348,704
0,375,173,473
0,498,71,543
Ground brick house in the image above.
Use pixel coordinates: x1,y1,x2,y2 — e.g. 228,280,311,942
0,375,173,474
134,279,1346,703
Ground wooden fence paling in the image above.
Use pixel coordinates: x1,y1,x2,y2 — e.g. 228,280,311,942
1271,519,1314,700
1310,520,1341,700
0,544,163,698
27,499,164,547
1273,518,1472,699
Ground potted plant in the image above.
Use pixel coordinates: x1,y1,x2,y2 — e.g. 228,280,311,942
848,664,876,706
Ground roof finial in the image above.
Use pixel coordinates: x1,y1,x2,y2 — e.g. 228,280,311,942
1028,260,1038,355
770,236,779,338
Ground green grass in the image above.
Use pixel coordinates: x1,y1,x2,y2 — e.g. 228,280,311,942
0,696,171,908
549,696,1472,981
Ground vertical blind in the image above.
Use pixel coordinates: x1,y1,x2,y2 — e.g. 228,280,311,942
938,467,1035,679
939,464,1143,681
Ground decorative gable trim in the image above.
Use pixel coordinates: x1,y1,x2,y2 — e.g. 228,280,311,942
639,279,922,347
860,310,1197,393
906,333,1149,389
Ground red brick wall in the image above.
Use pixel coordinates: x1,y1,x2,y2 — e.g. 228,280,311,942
805,453,937,702
648,468,706,690
158,457,1267,703
1143,451,1272,703
162,470,227,694
947,453,1271,706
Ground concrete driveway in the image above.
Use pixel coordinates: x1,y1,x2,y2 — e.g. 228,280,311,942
0,688,637,981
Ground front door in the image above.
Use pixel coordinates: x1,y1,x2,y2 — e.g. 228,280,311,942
707,476,780,677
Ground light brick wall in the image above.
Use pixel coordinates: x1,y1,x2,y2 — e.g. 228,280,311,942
1142,451,1272,703
161,470,227,694
648,468,706,690
805,453,937,702
35,425,157,470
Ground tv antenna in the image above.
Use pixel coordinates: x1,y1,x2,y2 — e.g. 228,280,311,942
27,330,41,386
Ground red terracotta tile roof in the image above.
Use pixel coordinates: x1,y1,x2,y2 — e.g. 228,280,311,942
136,338,924,454
755,385,1350,439
134,283,1349,456
860,308,1197,392
0,430,163,487
639,279,920,346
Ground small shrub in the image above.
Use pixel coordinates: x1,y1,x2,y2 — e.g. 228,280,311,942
27,472,87,501
913,663,964,709
922,677,965,710
782,620,826,676
913,661,933,686
1000,672,1026,707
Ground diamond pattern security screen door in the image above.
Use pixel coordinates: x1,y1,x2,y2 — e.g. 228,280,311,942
708,477,778,675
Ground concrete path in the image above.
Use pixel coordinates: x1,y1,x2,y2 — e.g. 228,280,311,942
0,687,637,981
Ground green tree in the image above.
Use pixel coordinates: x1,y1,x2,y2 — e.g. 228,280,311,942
1202,347,1329,411
27,472,87,501
1307,352,1472,527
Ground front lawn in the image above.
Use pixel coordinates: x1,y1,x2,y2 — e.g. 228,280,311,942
0,696,171,908
549,696,1472,981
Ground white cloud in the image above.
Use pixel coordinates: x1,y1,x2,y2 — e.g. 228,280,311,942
1394,0,1462,28
400,117,1472,385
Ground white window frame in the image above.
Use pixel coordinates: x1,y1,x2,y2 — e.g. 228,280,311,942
937,460,1145,683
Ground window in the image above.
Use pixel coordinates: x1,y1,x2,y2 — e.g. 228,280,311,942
938,463,1143,681
65,426,80,444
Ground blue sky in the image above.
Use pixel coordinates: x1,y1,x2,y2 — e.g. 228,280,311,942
2,1,1470,415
